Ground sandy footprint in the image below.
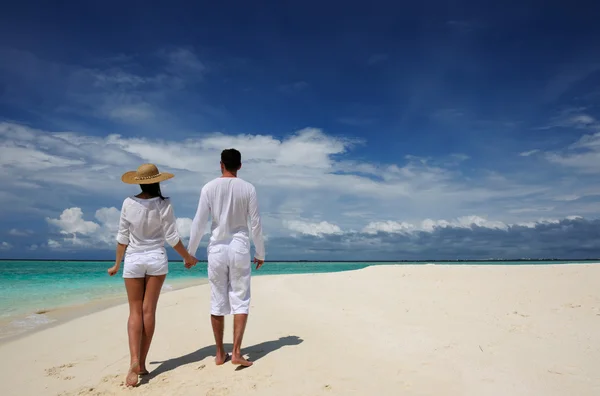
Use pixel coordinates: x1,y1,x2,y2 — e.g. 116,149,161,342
206,386,231,396
45,362,76,380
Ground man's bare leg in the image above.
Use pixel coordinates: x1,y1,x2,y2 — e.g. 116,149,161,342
211,315,229,365
231,313,252,366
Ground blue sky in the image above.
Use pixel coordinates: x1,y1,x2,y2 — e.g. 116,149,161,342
2,1,600,260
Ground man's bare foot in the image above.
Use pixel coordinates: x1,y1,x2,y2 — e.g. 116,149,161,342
126,362,140,387
231,355,253,367
138,366,149,376
215,350,230,365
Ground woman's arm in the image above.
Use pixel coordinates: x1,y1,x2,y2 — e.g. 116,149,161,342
108,199,130,276
160,200,198,267
108,243,127,276
172,240,198,268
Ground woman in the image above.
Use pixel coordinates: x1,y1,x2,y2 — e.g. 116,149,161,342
107,163,198,387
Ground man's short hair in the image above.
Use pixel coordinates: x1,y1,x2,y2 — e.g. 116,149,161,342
221,148,242,171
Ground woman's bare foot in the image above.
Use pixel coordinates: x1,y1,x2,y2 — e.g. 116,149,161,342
138,363,149,376
215,350,230,365
231,354,253,367
126,362,140,387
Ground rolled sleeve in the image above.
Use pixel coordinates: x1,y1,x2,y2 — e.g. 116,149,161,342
116,200,130,245
160,200,181,247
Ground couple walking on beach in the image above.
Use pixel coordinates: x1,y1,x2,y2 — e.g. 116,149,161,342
107,148,266,387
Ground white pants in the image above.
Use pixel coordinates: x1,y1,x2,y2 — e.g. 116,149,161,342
207,243,252,316
123,248,168,278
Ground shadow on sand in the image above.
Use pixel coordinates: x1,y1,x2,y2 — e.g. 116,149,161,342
140,335,303,385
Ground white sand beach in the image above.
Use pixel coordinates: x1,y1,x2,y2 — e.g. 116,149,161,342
0,264,599,396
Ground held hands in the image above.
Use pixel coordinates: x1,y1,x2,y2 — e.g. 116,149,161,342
107,265,119,276
184,255,199,269
254,257,264,270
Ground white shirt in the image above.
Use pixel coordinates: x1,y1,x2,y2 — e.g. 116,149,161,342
116,196,181,253
187,177,265,260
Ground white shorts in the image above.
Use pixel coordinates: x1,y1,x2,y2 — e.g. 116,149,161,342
123,249,169,278
207,243,252,316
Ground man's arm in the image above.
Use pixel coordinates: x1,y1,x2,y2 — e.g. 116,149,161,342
248,186,265,262
187,187,211,257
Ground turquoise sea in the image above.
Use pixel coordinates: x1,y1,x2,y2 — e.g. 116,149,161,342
0,260,591,340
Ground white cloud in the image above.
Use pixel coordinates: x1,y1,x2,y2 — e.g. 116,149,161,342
553,194,580,202
0,242,12,250
450,153,470,162
535,112,600,172
176,217,193,239
363,221,415,234
93,207,122,245
47,208,100,237
514,218,561,228
570,114,596,126
46,205,193,249
47,240,61,249
0,141,85,171
90,69,148,88
0,47,208,126
163,47,207,77
544,131,600,172
1,119,598,248
363,215,508,234
101,97,156,123
519,149,540,157
285,220,343,237
9,229,33,236
341,215,585,235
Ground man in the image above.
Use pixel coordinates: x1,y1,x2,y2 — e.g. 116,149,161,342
187,148,265,367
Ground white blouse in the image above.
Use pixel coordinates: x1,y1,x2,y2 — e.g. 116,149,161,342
116,196,180,254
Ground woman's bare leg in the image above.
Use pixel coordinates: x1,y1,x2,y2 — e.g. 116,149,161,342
139,274,166,374
124,278,145,386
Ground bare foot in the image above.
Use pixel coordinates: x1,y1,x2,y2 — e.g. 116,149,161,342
215,350,230,365
126,362,140,387
231,355,253,367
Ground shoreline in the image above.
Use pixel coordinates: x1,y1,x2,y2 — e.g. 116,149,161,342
1,264,599,395
0,277,208,345
2,258,600,262
2,261,598,344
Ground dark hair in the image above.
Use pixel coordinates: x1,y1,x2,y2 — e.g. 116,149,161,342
140,182,167,200
221,148,242,172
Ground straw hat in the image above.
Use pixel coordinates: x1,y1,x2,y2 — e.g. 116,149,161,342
121,163,174,184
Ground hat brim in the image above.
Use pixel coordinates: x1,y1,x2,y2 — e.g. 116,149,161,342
121,171,175,185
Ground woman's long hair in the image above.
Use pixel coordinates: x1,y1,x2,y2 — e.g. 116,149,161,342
140,182,167,200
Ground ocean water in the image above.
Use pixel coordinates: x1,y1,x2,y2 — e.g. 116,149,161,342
0,260,376,320
0,260,384,339
0,259,589,340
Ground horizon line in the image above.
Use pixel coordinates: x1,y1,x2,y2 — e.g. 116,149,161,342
1,258,599,263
